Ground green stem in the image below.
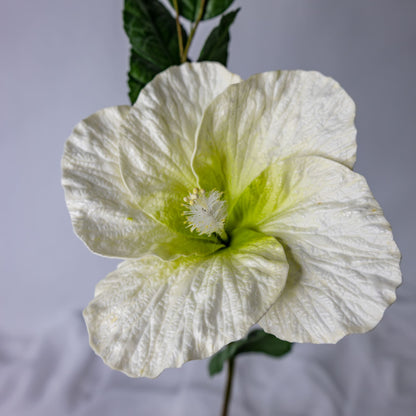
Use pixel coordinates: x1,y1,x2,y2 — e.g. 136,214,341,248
172,0,184,60
181,0,206,62
221,358,235,416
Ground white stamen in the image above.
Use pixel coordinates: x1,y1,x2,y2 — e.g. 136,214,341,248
183,188,227,239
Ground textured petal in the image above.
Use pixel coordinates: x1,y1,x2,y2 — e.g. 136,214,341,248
83,229,288,378
229,155,401,343
193,70,356,207
62,106,219,259
118,62,242,235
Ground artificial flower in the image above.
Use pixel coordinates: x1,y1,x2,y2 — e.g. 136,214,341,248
62,62,401,377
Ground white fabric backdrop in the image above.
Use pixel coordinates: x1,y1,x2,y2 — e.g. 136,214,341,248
1,0,415,415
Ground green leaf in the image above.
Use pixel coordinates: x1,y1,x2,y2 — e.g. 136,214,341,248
127,71,143,104
127,50,158,103
123,0,188,103
208,329,293,376
168,0,235,21
198,9,240,65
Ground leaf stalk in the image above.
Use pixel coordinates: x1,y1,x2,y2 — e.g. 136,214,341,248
172,0,184,60
181,0,206,62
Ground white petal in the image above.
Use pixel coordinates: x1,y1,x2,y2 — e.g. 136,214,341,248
193,70,356,206
234,156,401,343
83,229,288,378
62,106,218,259
118,62,242,224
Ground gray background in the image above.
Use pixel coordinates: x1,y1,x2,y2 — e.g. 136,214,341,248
1,0,415,415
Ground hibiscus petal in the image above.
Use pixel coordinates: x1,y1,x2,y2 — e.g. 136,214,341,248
62,106,219,259
118,63,242,235
83,229,288,377
230,155,401,343
193,70,356,207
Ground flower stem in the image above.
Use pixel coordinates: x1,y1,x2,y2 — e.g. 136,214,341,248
172,0,184,60
221,358,235,416
181,0,206,62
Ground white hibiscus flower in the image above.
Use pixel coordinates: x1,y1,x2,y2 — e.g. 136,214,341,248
62,62,401,378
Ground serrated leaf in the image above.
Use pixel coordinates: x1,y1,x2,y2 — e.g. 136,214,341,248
124,0,185,67
198,9,239,65
208,329,293,376
123,0,188,103
168,0,235,21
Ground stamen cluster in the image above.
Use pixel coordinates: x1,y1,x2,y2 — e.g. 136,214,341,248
182,188,227,237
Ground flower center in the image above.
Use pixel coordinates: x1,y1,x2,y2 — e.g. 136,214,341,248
182,188,228,241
